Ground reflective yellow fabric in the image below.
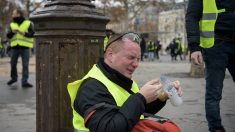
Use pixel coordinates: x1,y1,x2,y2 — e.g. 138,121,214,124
104,36,109,50
199,0,225,48
0,37,2,49
10,20,34,48
148,41,155,51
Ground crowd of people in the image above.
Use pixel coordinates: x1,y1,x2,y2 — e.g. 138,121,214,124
140,37,187,62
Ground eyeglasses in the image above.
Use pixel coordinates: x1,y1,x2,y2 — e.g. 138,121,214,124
105,32,141,51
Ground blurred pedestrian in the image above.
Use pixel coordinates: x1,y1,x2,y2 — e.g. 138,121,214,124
147,40,155,61
166,40,177,61
174,38,183,61
6,8,34,88
155,40,162,60
0,37,4,57
104,29,114,51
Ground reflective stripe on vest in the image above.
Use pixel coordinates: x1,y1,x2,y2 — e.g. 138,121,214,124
75,130,89,132
67,65,143,131
10,20,34,48
199,0,225,48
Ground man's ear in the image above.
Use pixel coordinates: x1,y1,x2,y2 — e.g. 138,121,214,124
105,48,113,62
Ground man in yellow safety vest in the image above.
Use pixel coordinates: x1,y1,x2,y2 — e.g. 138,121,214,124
6,8,34,88
67,32,183,132
186,0,235,131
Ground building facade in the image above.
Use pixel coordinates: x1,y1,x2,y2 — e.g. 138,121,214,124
158,8,186,50
105,1,188,51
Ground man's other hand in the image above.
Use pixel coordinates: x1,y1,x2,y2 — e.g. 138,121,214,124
139,79,163,104
191,51,204,65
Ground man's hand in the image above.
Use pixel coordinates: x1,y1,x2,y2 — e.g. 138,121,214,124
191,51,204,65
12,30,25,36
12,29,18,34
139,79,163,104
18,31,25,36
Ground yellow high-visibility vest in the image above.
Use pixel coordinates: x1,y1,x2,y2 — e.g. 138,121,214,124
148,41,155,51
104,36,109,50
10,20,34,48
0,37,2,49
67,64,143,131
199,0,225,48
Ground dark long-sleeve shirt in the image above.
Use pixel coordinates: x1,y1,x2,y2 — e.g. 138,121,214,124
186,0,235,52
74,59,166,132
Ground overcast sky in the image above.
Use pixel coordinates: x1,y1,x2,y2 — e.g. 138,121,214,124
30,0,184,6
92,0,184,7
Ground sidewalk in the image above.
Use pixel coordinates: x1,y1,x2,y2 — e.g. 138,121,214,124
0,56,234,132
0,56,36,132
134,57,235,132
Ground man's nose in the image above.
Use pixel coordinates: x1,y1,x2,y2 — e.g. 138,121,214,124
132,59,139,67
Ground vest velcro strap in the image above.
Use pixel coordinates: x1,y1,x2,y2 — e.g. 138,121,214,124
218,8,226,13
202,13,216,20
200,31,214,38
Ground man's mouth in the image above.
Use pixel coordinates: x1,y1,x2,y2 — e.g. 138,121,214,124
127,69,134,74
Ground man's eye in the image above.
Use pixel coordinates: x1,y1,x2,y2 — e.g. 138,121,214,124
128,56,134,60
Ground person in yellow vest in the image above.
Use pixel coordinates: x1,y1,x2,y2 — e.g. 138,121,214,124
0,37,2,49
6,8,34,88
186,0,235,132
174,38,183,61
103,35,109,50
147,40,155,61
103,29,114,51
67,32,183,132
0,37,4,58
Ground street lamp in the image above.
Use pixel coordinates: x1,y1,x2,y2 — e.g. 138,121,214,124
30,0,109,132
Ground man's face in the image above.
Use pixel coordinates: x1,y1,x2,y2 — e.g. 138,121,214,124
12,10,20,18
108,40,141,78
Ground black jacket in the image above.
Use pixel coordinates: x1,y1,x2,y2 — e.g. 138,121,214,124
186,0,235,53
74,59,166,132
